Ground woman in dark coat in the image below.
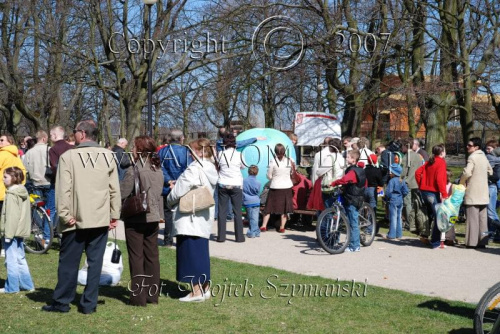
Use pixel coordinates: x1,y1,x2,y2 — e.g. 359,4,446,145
120,136,164,306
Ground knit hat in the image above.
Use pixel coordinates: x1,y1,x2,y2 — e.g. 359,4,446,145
368,154,378,165
390,163,402,177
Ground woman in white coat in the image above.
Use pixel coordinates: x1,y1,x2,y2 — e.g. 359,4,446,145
167,138,218,302
315,138,345,208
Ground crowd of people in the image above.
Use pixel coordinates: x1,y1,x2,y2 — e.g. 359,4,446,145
0,123,499,310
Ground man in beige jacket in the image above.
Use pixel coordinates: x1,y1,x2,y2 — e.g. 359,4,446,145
460,137,493,248
43,120,121,314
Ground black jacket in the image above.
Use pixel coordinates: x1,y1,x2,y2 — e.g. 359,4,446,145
343,166,366,209
365,165,383,188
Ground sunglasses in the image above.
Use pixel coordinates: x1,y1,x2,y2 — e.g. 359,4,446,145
466,144,473,147
73,129,84,134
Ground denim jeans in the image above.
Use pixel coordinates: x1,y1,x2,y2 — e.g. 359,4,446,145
47,184,57,234
4,238,34,293
322,193,336,209
246,206,260,237
487,184,499,222
345,204,360,251
388,202,403,239
364,187,377,210
420,191,442,248
33,184,52,243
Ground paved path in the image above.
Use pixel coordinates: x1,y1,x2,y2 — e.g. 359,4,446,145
114,221,499,304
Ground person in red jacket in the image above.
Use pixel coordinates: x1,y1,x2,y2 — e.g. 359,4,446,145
415,143,449,248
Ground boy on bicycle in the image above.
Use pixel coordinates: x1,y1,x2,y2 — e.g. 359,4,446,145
330,150,367,253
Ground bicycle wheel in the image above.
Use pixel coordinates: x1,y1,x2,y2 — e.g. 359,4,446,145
359,203,376,247
474,282,500,334
316,206,350,254
25,206,53,254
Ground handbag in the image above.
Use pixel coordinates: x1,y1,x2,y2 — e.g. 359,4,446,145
121,166,150,219
321,155,337,194
44,146,53,178
179,167,215,214
290,160,300,186
110,230,121,264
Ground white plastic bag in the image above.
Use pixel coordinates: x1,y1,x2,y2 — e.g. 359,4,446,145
77,241,123,286
437,184,466,233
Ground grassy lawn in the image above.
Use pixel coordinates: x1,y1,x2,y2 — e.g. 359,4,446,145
1,243,475,333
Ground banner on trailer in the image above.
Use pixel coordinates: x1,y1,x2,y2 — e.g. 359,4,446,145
294,112,341,146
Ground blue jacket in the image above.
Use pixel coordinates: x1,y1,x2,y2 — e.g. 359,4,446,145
111,145,131,181
216,137,258,153
243,176,261,207
385,176,409,205
158,143,193,196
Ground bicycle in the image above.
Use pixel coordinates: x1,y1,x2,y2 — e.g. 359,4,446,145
316,190,376,254
474,282,500,333
24,193,53,254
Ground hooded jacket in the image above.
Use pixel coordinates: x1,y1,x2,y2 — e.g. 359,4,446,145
0,185,31,239
167,159,218,239
0,145,27,201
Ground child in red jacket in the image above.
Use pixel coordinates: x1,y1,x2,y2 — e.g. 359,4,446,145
330,150,366,253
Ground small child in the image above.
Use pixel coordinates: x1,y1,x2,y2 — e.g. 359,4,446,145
444,169,457,245
384,163,409,240
0,167,35,293
243,165,262,238
330,150,366,253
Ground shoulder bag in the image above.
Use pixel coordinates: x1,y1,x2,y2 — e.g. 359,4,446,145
179,167,215,214
121,166,150,219
321,155,337,194
290,160,300,186
45,146,53,178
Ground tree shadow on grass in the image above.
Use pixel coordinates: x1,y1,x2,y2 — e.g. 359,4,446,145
99,285,130,304
418,299,474,320
25,288,54,303
419,301,475,333
25,285,129,305
448,329,474,334
160,278,191,299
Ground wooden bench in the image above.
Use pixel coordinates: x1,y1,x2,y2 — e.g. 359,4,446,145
293,209,317,216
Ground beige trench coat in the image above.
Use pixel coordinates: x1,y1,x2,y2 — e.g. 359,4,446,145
56,142,121,233
459,149,493,205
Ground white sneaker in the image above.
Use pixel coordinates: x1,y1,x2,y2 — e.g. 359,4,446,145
203,289,211,300
0,288,18,294
0,249,5,257
345,247,360,253
179,293,205,302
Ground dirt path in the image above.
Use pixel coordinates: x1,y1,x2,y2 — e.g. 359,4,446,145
114,220,499,304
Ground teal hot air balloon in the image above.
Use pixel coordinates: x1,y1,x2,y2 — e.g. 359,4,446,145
236,128,296,193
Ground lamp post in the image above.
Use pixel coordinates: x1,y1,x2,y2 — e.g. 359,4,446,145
143,0,157,137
